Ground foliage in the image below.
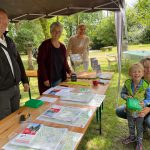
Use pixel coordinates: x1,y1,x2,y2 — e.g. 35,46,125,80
8,20,45,54
91,15,116,49
7,0,150,53
126,0,150,44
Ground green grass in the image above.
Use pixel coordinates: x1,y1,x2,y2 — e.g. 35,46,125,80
20,44,150,150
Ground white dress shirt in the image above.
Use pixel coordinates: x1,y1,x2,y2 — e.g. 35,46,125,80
0,36,15,77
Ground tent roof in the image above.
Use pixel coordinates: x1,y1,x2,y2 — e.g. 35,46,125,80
1,0,123,22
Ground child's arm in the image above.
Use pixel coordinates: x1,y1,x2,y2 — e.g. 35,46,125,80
121,85,129,100
143,88,150,107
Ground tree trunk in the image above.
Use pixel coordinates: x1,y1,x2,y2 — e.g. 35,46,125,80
27,47,34,70
39,18,50,40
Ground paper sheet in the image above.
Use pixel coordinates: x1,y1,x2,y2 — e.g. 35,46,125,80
60,92,94,103
60,93,105,107
43,86,74,96
41,105,82,122
3,127,83,150
97,73,112,80
38,96,58,103
37,105,94,128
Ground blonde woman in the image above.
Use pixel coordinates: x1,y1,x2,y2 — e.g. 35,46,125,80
67,24,90,71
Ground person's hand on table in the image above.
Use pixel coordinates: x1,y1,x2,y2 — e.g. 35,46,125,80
138,107,150,117
23,83,30,92
44,80,50,87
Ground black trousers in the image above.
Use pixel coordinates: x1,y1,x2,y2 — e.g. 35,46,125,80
0,85,20,120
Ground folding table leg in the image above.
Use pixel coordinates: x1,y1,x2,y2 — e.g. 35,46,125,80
99,105,102,135
28,88,32,99
96,109,99,122
28,77,31,99
102,102,104,110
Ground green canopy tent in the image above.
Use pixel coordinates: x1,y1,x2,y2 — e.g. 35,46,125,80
1,0,126,107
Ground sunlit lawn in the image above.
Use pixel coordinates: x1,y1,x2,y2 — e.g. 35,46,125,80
20,44,150,150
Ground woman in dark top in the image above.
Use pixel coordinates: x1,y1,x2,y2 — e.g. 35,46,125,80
37,22,72,94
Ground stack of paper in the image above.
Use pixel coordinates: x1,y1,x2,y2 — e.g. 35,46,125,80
98,79,110,85
41,105,82,122
97,73,112,80
3,126,69,150
60,92,93,103
38,96,58,103
3,127,83,150
60,93,106,107
37,107,94,128
10,123,42,147
43,86,74,96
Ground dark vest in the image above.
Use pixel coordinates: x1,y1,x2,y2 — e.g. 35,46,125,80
0,36,21,90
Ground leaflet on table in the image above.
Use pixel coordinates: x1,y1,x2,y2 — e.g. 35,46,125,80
3,126,68,150
60,93,106,107
60,92,94,103
37,107,95,128
3,129,83,150
10,123,42,146
43,86,74,96
76,88,92,93
38,96,58,103
41,104,82,122
88,94,105,107
97,73,112,80
98,79,110,85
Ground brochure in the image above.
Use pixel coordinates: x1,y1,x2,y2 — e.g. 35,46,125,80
60,92,93,103
4,126,69,150
98,79,110,85
60,93,106,107
3,129,83,150
97,73,112,80
42,105,82,122
37,107,94,128
43,86,74,96
10,123,42,146
38,96,58,103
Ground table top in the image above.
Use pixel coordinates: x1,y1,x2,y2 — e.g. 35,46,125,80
25,70,113,80
0,101,96,149
69,71,113,80
0,76,113,149
26,70,37,77
60,79,110,95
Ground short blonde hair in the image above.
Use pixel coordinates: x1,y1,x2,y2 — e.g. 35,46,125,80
129,63,144,76
50,22,63,33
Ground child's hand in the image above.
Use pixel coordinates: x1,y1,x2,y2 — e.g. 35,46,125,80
138,111,145,117
140,102,144,108
138,107,150,117
127,96,133,98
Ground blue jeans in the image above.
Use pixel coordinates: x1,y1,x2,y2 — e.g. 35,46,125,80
116,105,150,129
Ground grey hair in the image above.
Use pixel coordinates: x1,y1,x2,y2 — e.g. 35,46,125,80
0,8,8,15
50,22,63,33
